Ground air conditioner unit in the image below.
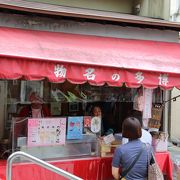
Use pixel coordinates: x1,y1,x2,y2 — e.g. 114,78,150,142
134,0,170,20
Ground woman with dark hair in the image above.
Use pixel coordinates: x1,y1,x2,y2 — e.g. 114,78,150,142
112,117,151,180
122,110,152,145
92,106,102,117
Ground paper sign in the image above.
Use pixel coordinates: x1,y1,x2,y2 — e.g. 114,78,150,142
67,117,83,140
91,117,101,133
143,88,153,119
27,118,66,147
84,116,91,127
103,133,115,145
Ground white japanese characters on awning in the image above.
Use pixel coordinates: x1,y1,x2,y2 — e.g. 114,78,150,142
0,27,180,89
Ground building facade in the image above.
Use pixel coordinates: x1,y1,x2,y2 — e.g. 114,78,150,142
0,0,179,140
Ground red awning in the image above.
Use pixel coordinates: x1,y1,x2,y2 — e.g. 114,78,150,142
0,27,180,89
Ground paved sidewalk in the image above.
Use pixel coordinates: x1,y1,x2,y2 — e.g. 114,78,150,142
168,145,180,180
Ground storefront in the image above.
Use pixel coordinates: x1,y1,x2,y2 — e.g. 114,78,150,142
0,26,179,179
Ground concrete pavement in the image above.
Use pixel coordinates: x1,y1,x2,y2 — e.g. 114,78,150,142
168,145,180,180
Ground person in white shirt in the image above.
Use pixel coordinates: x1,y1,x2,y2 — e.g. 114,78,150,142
141,128,152,145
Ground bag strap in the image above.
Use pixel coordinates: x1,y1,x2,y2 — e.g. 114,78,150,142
146,144,155,166
121,143,145,178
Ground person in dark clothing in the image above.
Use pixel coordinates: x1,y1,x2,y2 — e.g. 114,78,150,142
15,92,51,138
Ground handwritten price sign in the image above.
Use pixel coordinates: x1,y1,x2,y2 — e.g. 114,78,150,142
28,118,66,147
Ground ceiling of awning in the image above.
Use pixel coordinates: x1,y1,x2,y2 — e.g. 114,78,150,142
0,27,180,89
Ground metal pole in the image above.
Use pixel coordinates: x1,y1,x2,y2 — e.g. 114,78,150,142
11,117,29,152
11,118,15,153
6,151,83,180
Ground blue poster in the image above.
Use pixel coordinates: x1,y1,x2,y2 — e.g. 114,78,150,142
67,116,83,140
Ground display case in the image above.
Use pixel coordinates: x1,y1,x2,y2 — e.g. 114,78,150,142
18,134,99,160
11,116,99,161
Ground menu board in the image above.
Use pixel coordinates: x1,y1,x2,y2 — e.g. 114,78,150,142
67,116,83,140
28,118,66,147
